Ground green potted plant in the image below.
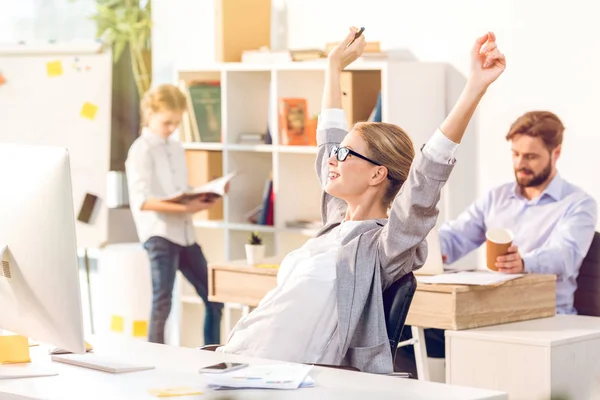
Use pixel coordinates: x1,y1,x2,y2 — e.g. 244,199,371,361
245,232,265,266
71,0,152,97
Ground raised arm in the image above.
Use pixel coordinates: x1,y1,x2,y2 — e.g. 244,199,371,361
377,32,506,284
315,28,367,225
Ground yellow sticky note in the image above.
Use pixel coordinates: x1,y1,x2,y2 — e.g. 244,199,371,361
110,315,124,333
80,102,98,120
0,335,31,364
85,341,93,351
256,264,279,269
148,387,203,398
46,60,63,77
132,320,148,338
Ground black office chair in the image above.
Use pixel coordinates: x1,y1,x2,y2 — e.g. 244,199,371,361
383,271,418,364
199,271,418,374
574,232,600,316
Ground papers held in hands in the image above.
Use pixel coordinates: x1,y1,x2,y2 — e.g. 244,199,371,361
163,172,237,204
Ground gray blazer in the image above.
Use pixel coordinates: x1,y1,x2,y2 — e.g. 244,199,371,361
316,126,454,373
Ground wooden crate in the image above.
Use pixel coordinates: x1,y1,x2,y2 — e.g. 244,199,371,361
406,274,557,330
185,150,223,221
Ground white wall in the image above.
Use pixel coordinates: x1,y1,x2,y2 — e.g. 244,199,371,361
153,0,600,265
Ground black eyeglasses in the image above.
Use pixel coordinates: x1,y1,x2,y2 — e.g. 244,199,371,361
329,145,392,180
330,145,380,165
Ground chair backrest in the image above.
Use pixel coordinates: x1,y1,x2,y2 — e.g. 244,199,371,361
574,232,600,316
382,272,417,360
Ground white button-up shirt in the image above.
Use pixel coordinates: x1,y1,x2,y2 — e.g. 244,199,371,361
125,128,195,246
218,109,459,364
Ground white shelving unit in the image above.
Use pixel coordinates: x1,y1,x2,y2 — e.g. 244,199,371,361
173,60,448,347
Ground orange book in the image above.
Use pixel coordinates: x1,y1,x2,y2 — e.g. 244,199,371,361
278,98,309,146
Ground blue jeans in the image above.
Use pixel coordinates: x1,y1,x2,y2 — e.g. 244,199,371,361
143,236,223,345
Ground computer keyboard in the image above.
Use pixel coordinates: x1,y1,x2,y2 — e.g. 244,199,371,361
51,353,155,374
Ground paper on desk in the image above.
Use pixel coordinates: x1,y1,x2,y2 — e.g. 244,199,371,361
0,363,58,379
201,363,313,390
416,271,524,286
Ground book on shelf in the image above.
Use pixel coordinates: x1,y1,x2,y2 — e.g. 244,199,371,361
179,80,222,143
162,172,236,204
278,98,311,146
244,175,273,226
237,132,267,145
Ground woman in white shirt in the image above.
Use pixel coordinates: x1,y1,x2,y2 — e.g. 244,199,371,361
218,28,506,373
125,84,223,345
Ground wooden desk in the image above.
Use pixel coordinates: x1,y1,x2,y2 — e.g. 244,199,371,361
407,274,557,330
208,262,556,329
208,262,556,381
208,261,278,307
0,334,508,399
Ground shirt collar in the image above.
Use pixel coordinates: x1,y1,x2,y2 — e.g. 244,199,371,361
511,172,564,202
141,127,171,145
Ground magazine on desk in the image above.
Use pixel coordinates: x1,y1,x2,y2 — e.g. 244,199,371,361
162,172,237,204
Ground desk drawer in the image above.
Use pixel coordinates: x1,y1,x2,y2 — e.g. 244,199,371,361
407,277,556,330
209,269,276,307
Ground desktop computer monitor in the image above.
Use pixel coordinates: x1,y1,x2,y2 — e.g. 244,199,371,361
0,143,85,354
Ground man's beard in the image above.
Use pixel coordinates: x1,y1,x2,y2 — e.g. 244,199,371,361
515,162,552,188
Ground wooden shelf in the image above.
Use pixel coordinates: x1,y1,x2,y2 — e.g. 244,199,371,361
175,60,448,347
192,220,226,229
277,145,318,154
181,142,223,151
227,223,276,233
227,144,274,152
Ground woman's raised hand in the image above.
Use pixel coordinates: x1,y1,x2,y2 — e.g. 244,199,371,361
327,27,367,72
469,31,506,91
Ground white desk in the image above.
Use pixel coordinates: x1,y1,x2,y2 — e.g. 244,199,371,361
0,335,507,399
446,315,600,400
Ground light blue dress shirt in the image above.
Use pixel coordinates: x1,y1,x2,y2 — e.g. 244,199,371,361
439,174,597,314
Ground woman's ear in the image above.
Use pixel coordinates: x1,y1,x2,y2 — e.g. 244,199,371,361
371,166,388,185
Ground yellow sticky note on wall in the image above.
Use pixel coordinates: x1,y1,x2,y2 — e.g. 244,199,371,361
0,335,31,364
46,61,63,77
132,320,148,338
80,102,98,120
110,315,124,333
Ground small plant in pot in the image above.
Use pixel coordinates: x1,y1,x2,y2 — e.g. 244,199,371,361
245,232,265,266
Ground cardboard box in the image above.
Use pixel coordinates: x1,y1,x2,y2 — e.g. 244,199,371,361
214,0,271,62
185,150,223,221
341,71,381,128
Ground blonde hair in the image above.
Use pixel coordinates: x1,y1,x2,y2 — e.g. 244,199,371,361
140,83,187,125
353,122,415,206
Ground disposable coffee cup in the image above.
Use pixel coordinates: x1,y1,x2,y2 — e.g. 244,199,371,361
485,228,514,272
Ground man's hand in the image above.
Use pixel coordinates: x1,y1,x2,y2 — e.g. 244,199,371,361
496,245,524,274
